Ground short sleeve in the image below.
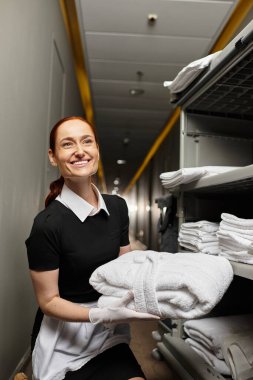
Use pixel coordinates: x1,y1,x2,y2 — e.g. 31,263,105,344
118,196,130,247
25,214,61,270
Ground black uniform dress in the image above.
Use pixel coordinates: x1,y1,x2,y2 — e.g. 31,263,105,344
26,194,146,380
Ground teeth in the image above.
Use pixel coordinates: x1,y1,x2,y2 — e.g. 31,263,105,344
72,160,88,166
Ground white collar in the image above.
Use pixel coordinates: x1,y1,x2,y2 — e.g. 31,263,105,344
56,183,109,222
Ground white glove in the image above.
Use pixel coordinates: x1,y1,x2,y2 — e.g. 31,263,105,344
89,291,160,324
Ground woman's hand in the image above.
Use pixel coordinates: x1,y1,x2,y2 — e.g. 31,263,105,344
89,291,160,324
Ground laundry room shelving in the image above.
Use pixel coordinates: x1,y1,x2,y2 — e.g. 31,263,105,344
156,20,253,380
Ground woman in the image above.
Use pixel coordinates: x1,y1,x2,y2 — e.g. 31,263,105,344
26,116,159,380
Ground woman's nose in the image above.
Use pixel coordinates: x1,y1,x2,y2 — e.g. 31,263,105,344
75,143,85,155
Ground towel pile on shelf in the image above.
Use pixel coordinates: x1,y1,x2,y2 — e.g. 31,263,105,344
160,166,238,190
89,250,233,319
217,213,253,264
163,51,220,102
178,220,220,255
184,314,253,377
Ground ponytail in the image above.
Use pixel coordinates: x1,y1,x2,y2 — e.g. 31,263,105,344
45,176,64,207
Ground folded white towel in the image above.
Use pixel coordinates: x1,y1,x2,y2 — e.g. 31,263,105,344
164,51,221,94
181,221,219,233
180,228,218,242
90,250,233,319
179,232,218,245
220,221,253,237
219,251,253,264
160,167,239,189
221,213,253,229
185,338,231,375
217,231,253,253
184,314,253,360
178,241,220,255
179,239,219,251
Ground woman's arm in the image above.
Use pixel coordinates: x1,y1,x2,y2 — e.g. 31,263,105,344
30,269,90,322
31,268,160,324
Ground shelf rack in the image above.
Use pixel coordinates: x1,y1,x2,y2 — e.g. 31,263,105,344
158,335,228,380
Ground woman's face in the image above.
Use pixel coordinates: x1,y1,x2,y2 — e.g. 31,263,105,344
48,119,99,181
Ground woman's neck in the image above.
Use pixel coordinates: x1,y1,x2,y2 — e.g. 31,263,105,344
64,178,98,208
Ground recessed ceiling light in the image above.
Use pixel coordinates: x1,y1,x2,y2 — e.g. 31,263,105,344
117,159,127,165
114,178,120,185
129,88,145,96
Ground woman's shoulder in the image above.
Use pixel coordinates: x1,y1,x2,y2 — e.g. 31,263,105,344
32,200,67,229
102,194,128,212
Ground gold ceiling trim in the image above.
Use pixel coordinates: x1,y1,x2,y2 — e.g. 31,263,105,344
124,0,253,195
59,0,107,192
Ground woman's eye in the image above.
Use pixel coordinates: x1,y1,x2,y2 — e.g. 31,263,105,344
62,142,72,147
83,139,93,144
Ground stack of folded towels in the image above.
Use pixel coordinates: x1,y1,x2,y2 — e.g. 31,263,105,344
160,166,238,190
217,213,253,264
184,314,253,377
178,220,220,255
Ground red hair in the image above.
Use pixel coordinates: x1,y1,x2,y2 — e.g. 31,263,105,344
45,116,98,207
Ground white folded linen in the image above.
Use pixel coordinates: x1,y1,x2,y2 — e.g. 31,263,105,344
185,338,231,375
178,241,220,255
181,221,219,233
219,251,253,264
217,231,253,254
160,167,239,189
184,314,253,360
89,250,233,319
221,213,253,229
163,51,221,94
178,238,219,251
220,221,253,237
179,232,218,244
180,228,218,242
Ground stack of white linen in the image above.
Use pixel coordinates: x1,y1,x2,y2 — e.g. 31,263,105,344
217,213,253,264
89,250,233,319
160,166,239,190
184,314,253,376
178,220,220,255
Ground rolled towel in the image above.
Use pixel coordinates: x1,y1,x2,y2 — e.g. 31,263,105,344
185,338,231,375
90,250,233,319
184,314,253,360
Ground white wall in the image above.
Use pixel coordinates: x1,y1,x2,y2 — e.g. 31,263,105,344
0,1,83,378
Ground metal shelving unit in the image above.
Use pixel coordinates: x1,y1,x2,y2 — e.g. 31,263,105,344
158,335,228,380
156,20,253,380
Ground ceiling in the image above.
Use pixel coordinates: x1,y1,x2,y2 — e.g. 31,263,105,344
75,0,238,193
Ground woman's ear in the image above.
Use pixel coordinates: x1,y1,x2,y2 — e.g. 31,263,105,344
48,149,57,167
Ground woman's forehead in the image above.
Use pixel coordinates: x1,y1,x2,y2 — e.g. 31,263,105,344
56,119,94,139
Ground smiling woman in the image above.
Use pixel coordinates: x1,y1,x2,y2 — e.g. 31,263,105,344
45,116,99,207
25,116,159,380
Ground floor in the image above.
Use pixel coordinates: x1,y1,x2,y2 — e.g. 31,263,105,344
16,321,177,380
129,320,178,380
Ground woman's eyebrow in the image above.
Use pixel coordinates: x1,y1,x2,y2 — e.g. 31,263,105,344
59,135,92,143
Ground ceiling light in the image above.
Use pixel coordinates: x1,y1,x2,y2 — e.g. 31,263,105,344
129,88,145,96
113,178,120,185
117,159,127,165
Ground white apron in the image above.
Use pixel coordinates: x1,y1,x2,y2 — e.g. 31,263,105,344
32,302,130,380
